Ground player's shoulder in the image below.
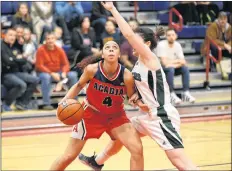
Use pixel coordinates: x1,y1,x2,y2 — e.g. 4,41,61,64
123,68,133,82
85,63,98,76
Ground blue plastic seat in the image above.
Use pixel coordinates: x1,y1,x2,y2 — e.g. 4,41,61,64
157,12,169,24
81,2,92,13
62,45,71,55
192,40,204,53
154,2,170,11
138,2,154,11
1,2,13,14
177,26,207,38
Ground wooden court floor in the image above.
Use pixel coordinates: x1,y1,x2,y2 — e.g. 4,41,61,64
2,119,231,170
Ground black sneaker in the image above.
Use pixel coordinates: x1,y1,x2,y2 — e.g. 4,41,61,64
78,153,104,171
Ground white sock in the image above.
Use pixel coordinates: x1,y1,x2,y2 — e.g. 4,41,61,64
95,151,111,165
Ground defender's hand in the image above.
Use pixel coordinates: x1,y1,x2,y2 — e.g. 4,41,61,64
101,1,114,11
128,92,139,107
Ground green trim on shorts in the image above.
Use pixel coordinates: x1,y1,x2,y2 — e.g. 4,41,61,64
155,70,183,148
160,123,184,149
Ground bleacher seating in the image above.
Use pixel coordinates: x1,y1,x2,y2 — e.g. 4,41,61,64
137,2,170,11
1,2,13,14
1,1,231,112
177,26,207,38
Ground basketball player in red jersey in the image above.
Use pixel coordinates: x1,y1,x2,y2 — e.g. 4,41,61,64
50,41,146,170
78,2,198,171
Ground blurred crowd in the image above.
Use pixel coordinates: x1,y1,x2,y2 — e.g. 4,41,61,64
1,2,231,112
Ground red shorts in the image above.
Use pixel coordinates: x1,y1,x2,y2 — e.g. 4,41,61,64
71,108,129,140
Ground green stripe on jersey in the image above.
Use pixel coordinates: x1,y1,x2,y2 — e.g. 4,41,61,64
156,69,165,106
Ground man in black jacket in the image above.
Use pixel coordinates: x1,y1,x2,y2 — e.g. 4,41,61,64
1,28,39,111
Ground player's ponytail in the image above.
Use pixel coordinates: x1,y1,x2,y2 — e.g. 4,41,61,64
154,26,165,41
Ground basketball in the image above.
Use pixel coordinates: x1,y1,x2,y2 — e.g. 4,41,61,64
57,99,84,125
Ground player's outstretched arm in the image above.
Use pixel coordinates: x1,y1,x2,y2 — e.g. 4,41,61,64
60,64,96,103
101,2,156,62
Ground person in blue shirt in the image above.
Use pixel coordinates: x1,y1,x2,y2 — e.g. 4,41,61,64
55,2,84,31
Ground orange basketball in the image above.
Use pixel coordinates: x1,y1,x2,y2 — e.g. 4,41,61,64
57,99,84,125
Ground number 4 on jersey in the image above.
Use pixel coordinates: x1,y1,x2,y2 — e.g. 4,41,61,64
103,97,112,107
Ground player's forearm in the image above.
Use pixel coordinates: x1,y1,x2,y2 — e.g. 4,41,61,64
62,83,83,101
110,7,134,39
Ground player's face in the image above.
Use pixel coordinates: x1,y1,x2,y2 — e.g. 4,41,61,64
102,41,120,63
166,30,177,44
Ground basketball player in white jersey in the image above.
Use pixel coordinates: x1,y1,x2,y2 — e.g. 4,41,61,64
79,2,198,171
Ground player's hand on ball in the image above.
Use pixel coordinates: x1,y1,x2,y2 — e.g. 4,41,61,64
101,1,114,11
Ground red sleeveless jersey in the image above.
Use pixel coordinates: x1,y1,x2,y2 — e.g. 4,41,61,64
86,61,126,115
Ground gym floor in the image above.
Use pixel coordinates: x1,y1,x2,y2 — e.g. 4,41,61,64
2,118,231,170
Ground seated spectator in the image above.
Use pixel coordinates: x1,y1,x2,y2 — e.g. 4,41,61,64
172,2,199,25
23,27,38,74
196,2,219,25
120,19,139,70
36,32,78,110
54,26,64,48
156,28,196,105
91,2,117,41
31,2,70,44
55,2,84,31
201,12,231,59
100,20,121,49
12,2,34,32
68,16,101,66
2,28,39,111
13,25,25,54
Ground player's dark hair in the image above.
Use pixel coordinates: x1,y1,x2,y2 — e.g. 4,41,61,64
134,27,157,50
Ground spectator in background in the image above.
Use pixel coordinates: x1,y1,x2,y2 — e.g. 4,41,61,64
156,28,195,105
120,19,139,70
54,26,64,48
1,28,39,111
12,2,34,32
31,2,70,44
23,28,37,74
100,20,121,49
13,25,25,54
196,2,219,25
201,12,231,59
172,2,199,25
14,25,33,73
68,16,100,66
55,2,84,31
36,32,78,110
91,1,117,41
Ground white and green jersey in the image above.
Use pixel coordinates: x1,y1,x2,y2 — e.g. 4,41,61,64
132,59,171,109
130,59,183,150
